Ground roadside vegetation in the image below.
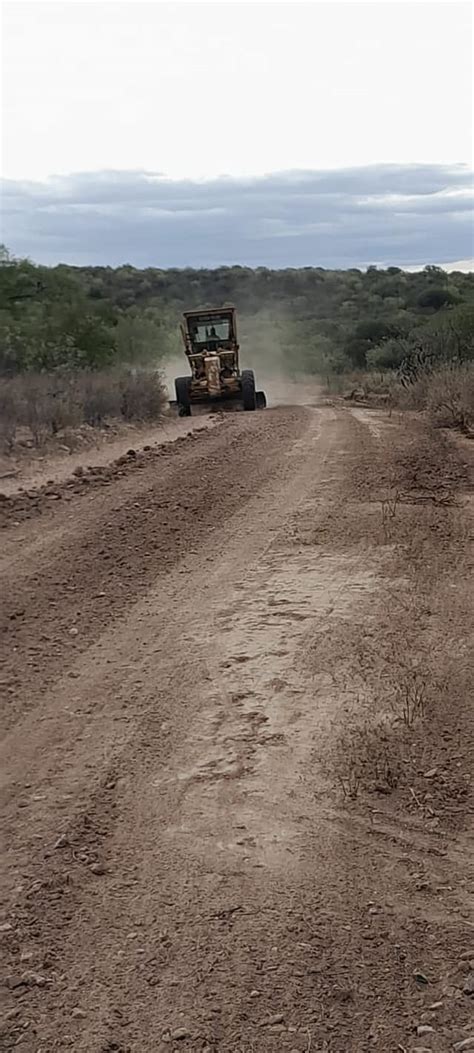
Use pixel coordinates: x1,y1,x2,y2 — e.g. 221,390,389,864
1,244,473,451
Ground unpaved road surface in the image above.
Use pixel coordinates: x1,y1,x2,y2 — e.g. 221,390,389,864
1,404,473,1052
0,414,216,498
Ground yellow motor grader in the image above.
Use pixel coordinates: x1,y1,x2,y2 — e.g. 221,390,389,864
170,306,266,415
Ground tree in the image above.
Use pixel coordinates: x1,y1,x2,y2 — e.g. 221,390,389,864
417,287,459,310
1,247,473,379
344,319,402,368
367,337,412,371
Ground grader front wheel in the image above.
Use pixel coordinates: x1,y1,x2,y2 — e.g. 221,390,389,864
241,369,257,411
175,376,192,416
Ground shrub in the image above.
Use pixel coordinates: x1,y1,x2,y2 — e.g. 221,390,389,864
417,287,459,310
120,370,166,421
391,362,474,430
425,363,474,430
0,367,167,452
17,374,56,445
0,379,17,451
80,371,122,425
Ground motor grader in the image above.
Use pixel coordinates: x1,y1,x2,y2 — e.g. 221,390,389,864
171,306,266,415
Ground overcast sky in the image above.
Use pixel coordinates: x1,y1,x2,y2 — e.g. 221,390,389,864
1,1,473,269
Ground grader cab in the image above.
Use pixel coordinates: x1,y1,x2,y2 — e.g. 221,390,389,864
171,306,266,415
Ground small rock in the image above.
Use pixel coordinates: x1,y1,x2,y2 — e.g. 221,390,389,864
72,466,85,477
414,971,430,985
21,971,47,987
428,1001,443,1009
249,989,260,998
71,1007,87,1019
453,1040,474,1051
460,950,474,960
463,971,474,995
69,627,79,637
90,863,107,876
261,1014,284,1026
170,1027,190,1040
0,922,13,933
417,1025,435,1035
423,768,438,778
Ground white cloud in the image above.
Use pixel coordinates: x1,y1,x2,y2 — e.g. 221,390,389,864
2,2,472,181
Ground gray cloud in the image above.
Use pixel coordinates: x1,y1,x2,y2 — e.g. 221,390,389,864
2,164,473,269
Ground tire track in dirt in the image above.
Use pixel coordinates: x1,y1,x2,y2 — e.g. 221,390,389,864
0,409,307,733
1,405,473,1053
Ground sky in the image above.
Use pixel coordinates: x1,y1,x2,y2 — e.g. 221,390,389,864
1,0,473,269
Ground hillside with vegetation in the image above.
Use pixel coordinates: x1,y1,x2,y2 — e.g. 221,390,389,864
1,245,473,447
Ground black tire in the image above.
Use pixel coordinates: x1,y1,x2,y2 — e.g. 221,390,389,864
241,369,256,411
256,390,267,409
175,376,192,416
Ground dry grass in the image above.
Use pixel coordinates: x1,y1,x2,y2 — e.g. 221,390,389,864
425,363,474,430
0,368,167,452
390,362,474,431
327,362,474,431
324,370,391,399
330,661,432,800
380,488,400,541
324,416,473,814
333,715,403,799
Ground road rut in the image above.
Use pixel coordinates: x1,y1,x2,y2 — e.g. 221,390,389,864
1,404,473,1052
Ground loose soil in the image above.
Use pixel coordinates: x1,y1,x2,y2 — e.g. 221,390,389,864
0,414,216,498
0,400,473,1053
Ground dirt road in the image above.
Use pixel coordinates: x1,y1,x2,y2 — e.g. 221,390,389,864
1,403,473,1052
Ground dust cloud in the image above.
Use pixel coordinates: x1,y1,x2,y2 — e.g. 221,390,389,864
239,314,322,407
160,355,185,400
160,321,323,408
